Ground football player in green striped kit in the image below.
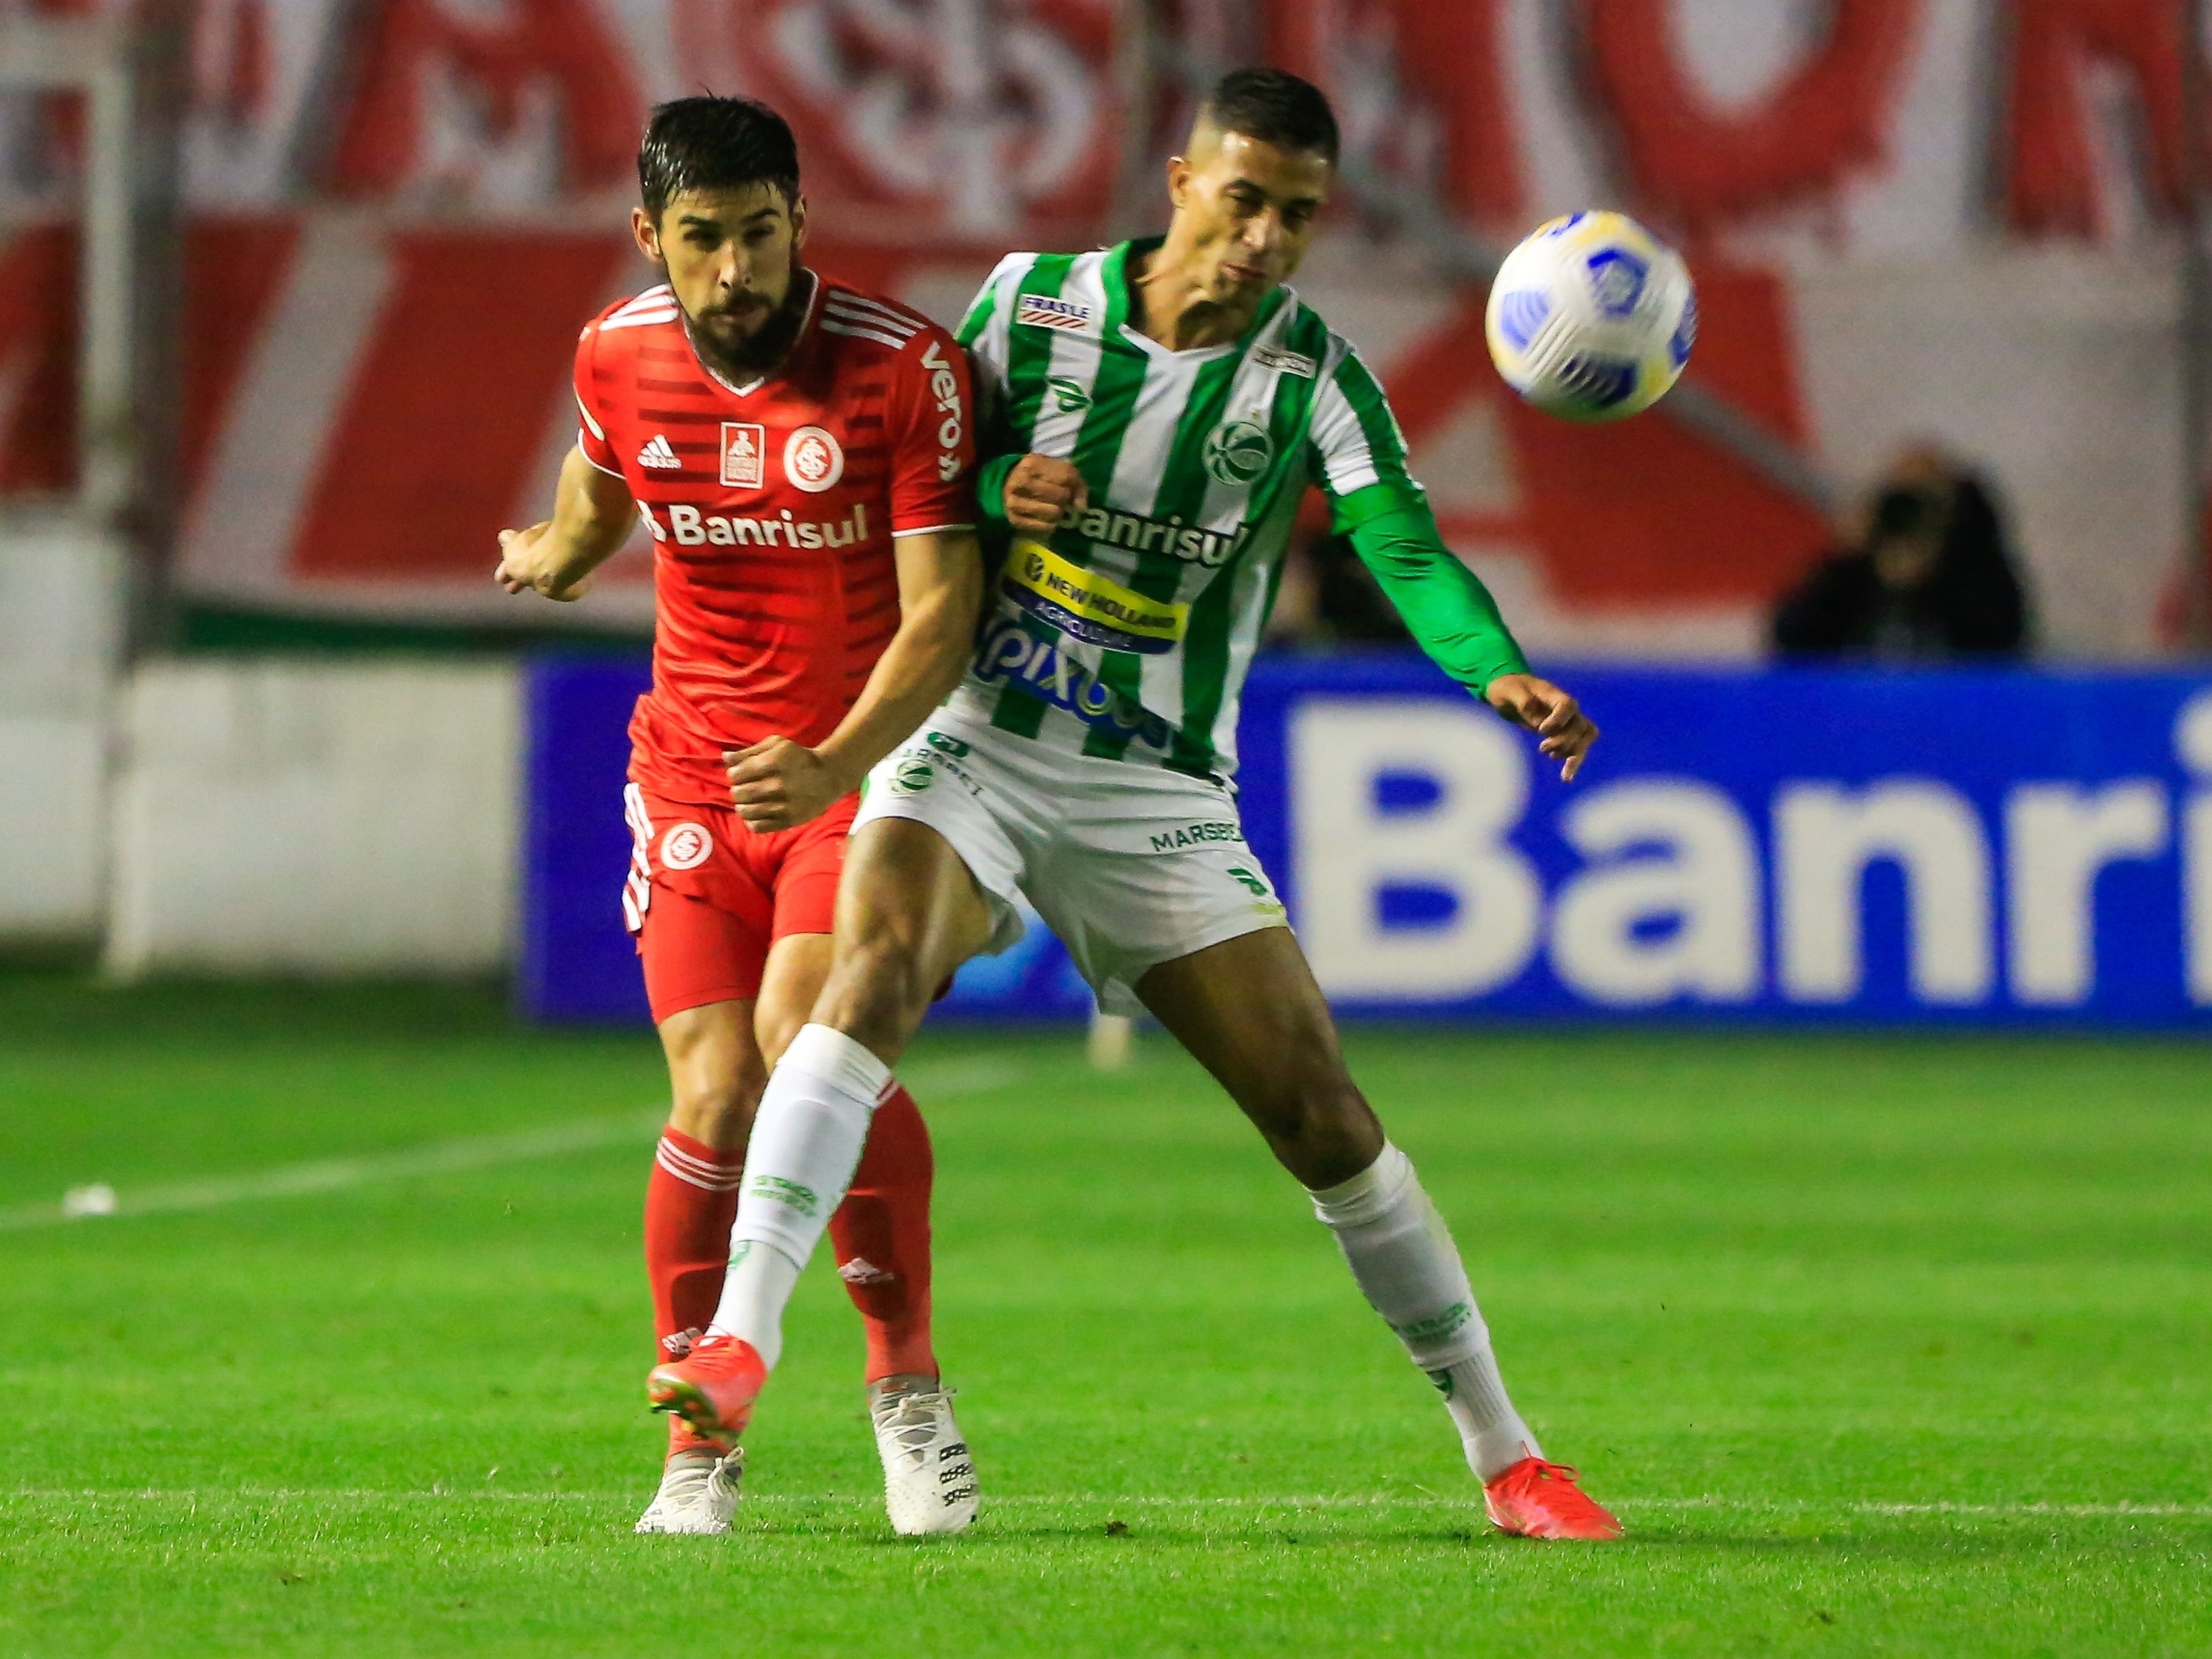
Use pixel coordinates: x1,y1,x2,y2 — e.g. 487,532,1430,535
647,67,1619,1540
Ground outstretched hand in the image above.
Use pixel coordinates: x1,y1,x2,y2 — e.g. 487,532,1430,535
1486,673,1599,782
494,523,591,602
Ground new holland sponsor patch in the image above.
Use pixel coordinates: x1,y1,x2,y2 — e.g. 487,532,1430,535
1003,539,1187,655
1016,295,1094,332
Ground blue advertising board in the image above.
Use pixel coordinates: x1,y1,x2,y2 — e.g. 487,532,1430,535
520,654,2212,1028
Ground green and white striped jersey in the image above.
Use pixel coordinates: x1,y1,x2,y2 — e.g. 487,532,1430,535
951,237,1426,778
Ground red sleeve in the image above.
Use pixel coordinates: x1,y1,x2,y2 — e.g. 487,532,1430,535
882,321,978,536
572,322,622,479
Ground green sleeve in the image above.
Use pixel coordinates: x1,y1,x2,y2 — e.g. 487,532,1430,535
975,452,1020,529
1337,482,1531,695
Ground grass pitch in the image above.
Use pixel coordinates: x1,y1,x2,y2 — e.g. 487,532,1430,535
1,973,2208,1657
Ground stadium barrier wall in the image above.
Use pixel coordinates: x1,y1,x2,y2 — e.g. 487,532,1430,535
106,660,520,977
522,655,2212,1029
0,513,122,944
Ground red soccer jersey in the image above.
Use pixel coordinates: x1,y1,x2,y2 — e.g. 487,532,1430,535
573,273,976,807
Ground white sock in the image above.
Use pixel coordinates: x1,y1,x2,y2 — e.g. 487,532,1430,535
1433,1353,1541,1483
705,1023,889,1367
706,1239,803,1370
1309,1143,1541,1482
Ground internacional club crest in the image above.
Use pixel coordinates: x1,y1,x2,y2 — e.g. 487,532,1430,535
659,822,714,871
784,425,845,493
1202,417,1274,487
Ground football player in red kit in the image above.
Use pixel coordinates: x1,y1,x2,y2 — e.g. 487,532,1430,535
496,96,984,1537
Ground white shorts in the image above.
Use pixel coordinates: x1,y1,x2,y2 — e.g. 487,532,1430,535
852,711,1290,1015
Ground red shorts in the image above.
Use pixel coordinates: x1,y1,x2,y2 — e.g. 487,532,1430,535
622,783,856,1024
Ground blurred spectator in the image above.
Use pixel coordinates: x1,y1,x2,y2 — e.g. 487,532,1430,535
1266,533,1413,648
1771,450,2030,660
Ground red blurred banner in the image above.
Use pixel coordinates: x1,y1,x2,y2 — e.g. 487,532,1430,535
0,1,2197,652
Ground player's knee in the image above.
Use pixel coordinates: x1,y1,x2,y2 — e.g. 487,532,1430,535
817,930,934,1052
1246,1074,1382,1182
668,1053,766,1147
1252,1076,1364,1142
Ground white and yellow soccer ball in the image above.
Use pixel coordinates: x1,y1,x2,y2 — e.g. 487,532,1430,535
1484,210,1696,423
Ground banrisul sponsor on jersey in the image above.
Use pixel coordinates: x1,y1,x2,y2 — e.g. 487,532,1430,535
1048,503,1256,569
650,501,870,549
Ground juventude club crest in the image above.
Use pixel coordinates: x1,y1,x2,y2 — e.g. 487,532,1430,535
1202,417,1273,486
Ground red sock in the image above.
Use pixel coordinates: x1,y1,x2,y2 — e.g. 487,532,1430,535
645,1126,744,1360
828,1084,938,1382
646,1128,744,1458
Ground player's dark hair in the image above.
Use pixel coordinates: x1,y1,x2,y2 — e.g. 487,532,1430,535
1201,67,1339,164
1870,485,1948,545
637,96,801,222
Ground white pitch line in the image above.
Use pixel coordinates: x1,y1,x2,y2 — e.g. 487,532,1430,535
0,1054,1031,1234
6,1490,2209,1520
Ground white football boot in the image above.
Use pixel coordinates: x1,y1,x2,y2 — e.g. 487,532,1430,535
870,1380,978,1536
633,1446,744,1534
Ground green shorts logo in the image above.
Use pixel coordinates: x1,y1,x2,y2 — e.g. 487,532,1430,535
1203,417,1274,486
926,731,971,758
892,757,936,793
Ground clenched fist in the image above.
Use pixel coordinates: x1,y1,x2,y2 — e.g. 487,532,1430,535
1002,454,1088,537
724,735,852,833
494,523,592,602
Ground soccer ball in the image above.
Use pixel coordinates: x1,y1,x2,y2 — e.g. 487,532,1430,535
1484,211,1696,423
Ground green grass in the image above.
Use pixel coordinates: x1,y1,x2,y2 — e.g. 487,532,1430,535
1,973,2208,1656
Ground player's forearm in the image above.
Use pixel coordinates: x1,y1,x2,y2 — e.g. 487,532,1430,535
1342,491,1531,695
544,447,637,587
814,535,985,791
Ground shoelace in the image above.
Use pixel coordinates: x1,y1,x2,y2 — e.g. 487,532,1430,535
652,1449,741,1518
706,1449,745,1494
873,1389,953,1465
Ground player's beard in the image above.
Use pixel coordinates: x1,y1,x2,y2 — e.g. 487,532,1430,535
686,272,812,380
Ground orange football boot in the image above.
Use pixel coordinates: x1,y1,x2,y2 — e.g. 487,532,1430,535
666,1414,732,1461
646,1333,767,1441
1482,1457,1624,1539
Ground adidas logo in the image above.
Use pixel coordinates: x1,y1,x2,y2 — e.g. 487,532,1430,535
637,434,681,469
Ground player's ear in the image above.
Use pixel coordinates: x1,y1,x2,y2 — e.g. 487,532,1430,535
789,192,809,251
1166,155,1190,211
632,205,663,266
